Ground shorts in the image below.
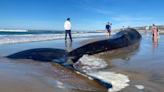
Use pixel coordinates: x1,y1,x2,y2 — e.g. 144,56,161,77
107,29,110,32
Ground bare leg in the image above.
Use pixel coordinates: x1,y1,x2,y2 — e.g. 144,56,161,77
108,32,110,38
157,33,160,38
106,30,108,38
151,33,154,38
154,34,156,40
108,31,111,38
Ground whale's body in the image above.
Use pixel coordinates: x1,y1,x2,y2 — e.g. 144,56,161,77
7,48,68,61
7,28,142,90
53,28,141,68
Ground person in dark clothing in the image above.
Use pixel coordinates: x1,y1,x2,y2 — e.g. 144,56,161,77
105,22,110,38
65,30,72,41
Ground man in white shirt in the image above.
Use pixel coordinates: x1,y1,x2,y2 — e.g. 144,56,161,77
64,18,72,42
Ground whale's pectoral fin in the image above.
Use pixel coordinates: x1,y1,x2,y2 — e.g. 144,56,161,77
92,77,113,89
52,56,78,69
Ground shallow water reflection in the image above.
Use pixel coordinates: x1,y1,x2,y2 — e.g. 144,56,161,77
96,35,164,92
152,38,159,54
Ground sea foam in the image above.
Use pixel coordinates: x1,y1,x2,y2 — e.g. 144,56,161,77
74,54,108,72
134,85,144,89
0,33,106,45
74,54,130,92
0,29,28,32
88,72,130,92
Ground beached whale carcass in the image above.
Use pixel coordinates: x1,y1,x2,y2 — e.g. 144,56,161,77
7,28,142,90
54,28,141,66
53,28,141,89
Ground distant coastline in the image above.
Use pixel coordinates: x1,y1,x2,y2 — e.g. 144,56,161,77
95,25,164,34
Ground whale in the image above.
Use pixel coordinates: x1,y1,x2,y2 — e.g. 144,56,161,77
7,48,68,62
7,28,142,90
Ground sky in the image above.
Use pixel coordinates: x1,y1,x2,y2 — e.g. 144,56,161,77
0,0,164,31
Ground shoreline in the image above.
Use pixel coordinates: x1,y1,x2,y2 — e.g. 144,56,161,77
97,29,164,34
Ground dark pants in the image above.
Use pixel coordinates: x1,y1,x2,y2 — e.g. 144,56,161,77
65,30,72,41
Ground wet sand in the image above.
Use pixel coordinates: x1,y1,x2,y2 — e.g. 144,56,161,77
0,58,107,92
0,34,164,92
0,38,107,92
81,34,164,92
0,70,62,92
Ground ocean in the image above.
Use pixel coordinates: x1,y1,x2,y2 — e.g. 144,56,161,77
0,29,108,45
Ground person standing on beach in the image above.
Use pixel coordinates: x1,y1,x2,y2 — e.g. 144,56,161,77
122,26,124,30
109,23,112,37
157,28,160,38
105,22,110,38
64,18,72,42
151,24,155,38
153,27,157,39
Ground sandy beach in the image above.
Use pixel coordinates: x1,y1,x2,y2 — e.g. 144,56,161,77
1,0,164,91
0,33,164,92
0,37,107,92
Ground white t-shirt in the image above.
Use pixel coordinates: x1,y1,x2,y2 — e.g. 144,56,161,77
64,21,71,30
